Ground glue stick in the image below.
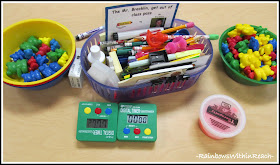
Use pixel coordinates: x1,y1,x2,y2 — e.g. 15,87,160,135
199,95,246,140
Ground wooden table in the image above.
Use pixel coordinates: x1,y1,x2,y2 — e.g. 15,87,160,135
3,2,278,163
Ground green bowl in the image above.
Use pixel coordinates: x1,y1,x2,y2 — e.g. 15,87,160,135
219,25,277,86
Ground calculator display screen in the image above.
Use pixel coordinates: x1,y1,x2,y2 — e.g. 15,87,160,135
87,119,108,128
127,115,148,124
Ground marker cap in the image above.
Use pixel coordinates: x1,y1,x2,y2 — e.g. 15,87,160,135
186,22,195,28
208,34,219,40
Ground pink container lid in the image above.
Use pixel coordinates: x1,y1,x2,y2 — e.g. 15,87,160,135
199,94,246,139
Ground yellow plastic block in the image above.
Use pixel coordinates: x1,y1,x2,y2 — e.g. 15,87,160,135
57,52,69,66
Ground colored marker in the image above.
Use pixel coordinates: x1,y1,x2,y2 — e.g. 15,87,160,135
99,40,125,47
117,21,132,27
112,27,164,40
136,34,219,41
76,26,105,41
124,41,148,47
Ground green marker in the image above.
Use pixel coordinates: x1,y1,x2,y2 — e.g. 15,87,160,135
116,49,136,56
124,41,148,47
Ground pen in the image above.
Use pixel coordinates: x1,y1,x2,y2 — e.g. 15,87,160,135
76,26,105,41
161,22,195,34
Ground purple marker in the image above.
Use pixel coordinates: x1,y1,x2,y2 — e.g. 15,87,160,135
75,26,105,41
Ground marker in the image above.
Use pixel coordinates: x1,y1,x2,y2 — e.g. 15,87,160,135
161,22,195,34
112,27,164,40
99,40,125,47
75,26,105,41
125,41,148,47
136,34,220,41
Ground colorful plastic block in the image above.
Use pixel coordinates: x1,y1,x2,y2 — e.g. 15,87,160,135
254,65,274,81
21,70,42,82
55,48,66,56
6,59,28,78
221,43,230,55
227,29,241,38
23,49,36,59
39,63,55,78
10,49,24,62
47,51,61,62
268,39,277,52
235,24,257,36
242,34,256,41
225,52,234,63
49,62,62,72
248,37,259,51
259,44,273,56
57,52,69,66
20,42,38,52
49,39,60,51
238,51,261,70
271,61,277,66
255,34,272,46
255,26,269,35
36,43,51,56
271,65,277,79
27,56,39,72
235,40,249,53
39,37,52,46
261,76,274,82
247,49,262,61
230,59,240,72
35,55,49,66
27,36,42,48
243,66,254,79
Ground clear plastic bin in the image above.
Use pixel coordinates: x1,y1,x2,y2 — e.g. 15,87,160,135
81,19,213,102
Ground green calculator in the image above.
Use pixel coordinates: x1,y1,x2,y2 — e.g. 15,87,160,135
117,103,157,142
76,102,157,142
76,102,118,142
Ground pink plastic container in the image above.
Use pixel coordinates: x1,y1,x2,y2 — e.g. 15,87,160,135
199,95,246,139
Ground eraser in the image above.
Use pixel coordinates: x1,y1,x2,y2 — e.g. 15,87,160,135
186,22,195,28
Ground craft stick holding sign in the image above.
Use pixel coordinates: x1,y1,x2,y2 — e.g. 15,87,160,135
105,3,179,41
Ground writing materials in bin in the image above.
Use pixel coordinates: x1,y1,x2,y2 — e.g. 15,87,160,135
105,3,179,40
76,102,157,142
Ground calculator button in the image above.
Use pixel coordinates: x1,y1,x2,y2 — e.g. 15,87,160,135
144,128,151,135
95,108,102,114
134,128,141,135
105,108,112,115
123,128,130,134
84,107,91,114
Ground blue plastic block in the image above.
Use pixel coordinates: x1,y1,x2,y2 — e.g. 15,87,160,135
39,63,55,78
221,43,230,55
49,62,62,72
21,70,42,82
10,49,24,62
248,37,259,51
50,39,60,52
36,55,49,66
